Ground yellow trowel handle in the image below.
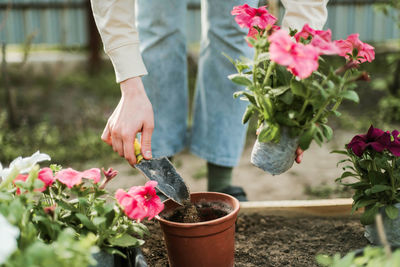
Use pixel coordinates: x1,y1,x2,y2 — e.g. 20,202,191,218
134,139,144,164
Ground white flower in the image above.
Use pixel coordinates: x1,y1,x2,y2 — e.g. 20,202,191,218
9,151,51,174
0,214,19,264
0,151,50,187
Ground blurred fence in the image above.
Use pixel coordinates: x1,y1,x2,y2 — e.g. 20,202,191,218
0,0,398,47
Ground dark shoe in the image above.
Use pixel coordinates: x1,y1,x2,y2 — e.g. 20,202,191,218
220,186,248,202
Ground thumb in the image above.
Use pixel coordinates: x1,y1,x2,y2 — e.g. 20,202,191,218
141,124,153,160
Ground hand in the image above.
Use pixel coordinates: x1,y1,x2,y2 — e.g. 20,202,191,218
295,147,303,164
256,128,304,164
101,77,154,165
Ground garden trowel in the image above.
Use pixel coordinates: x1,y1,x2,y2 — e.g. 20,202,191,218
134,139,190,205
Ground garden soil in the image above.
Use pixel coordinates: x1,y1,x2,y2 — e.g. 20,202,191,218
142,213,368,267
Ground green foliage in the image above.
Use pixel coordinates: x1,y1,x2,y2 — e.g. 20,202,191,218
0,113,119,166
0,188,98,267
317,246,400,267
0,154,152,266
228,31,369,150
333,146,400,225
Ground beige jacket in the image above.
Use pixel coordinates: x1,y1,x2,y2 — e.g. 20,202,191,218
91,0,329,83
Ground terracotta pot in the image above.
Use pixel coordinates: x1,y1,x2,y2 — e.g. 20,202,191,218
156,192,240,267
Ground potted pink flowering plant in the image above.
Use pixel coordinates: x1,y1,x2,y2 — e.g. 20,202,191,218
334,126,400,245
228,4,374,174
0,152,164,267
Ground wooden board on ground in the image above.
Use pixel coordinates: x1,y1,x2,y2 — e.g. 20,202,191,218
239,198,362,217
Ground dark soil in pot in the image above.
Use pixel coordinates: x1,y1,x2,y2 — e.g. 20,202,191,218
142,212,368,267
162,201,230,223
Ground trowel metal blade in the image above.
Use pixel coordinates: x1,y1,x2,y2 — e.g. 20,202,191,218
135,157,190,205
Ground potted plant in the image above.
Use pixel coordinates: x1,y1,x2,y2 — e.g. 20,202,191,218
0,151,164,267
334,125,400,245
0,152,98,267
155,192,240,267
228,4,375,174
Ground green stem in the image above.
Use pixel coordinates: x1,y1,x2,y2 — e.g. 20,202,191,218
331,98,343,112
252,49,259,88
299,99,309,117
310,97,332,124
262,61,276,88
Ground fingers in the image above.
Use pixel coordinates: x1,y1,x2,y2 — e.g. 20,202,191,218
101,123,112,146
111,131,124,157
141,122,153,160
295,147,304,164
123,135,136,166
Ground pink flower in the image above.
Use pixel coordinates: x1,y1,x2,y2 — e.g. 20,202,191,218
81,168,101,183
335,33,375,63
269,29,319,79
246,27,259,47
128,181,164,220
56,168,82,188
116,181,164,221
295,24,339,55
102,167,118,180
13,167,54,194
56,167,101,188
115,189,147,220
38,167,55,188
231,4,277,29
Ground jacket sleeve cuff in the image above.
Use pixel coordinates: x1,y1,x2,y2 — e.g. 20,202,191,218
107,43,148,83
281,0,328,31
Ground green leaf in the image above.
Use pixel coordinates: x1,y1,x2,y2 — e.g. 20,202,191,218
340,90,359,103
369,184,392,193
108,233,143,248
228,74,252,86
341,171,356,179
290,79,308,97
354,199,377,209
299,124,316,150
257,95,274,117
320,124,333,141
258,124,280,143
275,65,292,86
234,91,257,106
75,213,97,231
242,105,255,124
0,192,13,201
269,86,290,96
33,179,45,190
257,52,270,62
360,204,379,225
315,255,333,266
93,217,106,226
385,205,399,220
279,90,294,105
275,112,299,127
330,150,349,155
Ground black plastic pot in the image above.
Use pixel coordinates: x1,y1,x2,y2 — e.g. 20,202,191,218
93,247,147,267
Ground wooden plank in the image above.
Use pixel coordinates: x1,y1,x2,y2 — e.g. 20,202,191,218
239,198,361,217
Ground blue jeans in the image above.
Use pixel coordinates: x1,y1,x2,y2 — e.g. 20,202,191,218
137,0,258,167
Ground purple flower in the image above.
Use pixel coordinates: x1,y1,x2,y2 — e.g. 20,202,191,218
388,130,400,156
347,125,391,157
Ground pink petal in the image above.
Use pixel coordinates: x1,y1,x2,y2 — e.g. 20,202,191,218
81,168,101,183
38,167,54,187
56,168,82,188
